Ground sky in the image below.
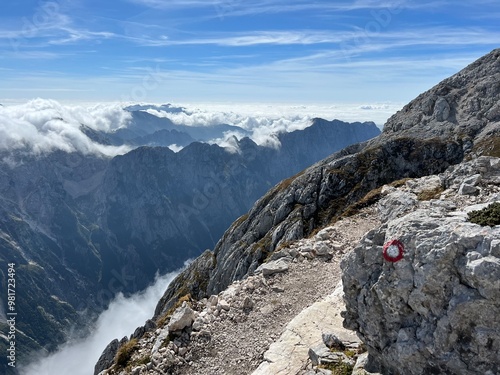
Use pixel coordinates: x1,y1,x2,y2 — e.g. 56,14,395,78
0,0,499,105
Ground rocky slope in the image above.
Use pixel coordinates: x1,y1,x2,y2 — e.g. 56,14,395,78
342,156,500,375
96,155,500,375
94,205,380,375
0,118,378,371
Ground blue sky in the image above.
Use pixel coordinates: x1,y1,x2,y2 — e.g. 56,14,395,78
0,0,498,104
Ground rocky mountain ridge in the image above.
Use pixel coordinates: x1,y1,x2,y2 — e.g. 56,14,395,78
96,155,500,375
95,48,500,374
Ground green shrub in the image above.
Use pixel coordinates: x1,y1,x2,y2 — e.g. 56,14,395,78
468,202,500,226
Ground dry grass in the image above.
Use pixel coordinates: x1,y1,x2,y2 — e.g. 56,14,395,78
115,338,138,368
417,186,444,201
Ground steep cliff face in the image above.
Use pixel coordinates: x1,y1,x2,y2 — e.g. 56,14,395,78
0,118,378,371
154,49,500,318
341,157,500,375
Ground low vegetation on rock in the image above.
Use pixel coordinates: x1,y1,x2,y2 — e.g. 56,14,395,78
468,202,500,226
115,338,138,369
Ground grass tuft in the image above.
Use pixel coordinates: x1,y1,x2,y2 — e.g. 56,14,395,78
115,338,138,368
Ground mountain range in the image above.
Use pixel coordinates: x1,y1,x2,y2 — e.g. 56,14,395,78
0,113,379,372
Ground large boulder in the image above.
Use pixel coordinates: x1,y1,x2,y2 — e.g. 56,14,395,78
167,302,196,332
341,186,500,374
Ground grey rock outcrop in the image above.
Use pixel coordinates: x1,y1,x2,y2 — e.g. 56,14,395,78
383,48,500,146
258,259,290,276
167,302,196,332
341,157,500,375
94,337,127,375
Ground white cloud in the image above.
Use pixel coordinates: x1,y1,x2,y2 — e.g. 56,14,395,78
161,31,344,47
19,270,181,375
150,101,397,128
0,99,399,161
167,144,184,152
0,99,131,158
145,102,399,150
126,0,446,15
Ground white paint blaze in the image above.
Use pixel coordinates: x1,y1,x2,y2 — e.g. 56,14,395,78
386,244,400,259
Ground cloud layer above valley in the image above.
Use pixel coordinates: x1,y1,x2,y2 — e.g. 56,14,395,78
0,99,402,159
150,101,399,143
0,99,132,158
19,270,180,375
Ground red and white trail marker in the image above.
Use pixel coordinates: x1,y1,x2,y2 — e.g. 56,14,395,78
383,239,404,262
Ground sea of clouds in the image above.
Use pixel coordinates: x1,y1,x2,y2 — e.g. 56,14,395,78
0,99,402,158
0,99,132,157
19,270,181,375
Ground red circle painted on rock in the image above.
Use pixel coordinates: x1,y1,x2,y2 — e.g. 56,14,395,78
383,239,404,262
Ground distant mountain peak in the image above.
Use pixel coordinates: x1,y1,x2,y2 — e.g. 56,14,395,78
383,48,500,145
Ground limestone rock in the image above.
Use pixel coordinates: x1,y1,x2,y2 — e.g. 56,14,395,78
151,327,169,354
377,190,417,222
260,259,290,276
208,294,218,307
167,302,196,332
459,182,480,195
192,317,205,331
217,299,230,311
352,353,382,375
322,333,345,350
131,319,156,340
253,283,361,375
433,96,451,122
341,202,500,375
308,344,343,366
242,296,254,311
94,337,127,375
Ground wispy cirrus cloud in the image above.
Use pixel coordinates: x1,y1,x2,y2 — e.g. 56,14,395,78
136,30,344,47
0,5,116,50
133,26,500,49
1,51,65,60
126,0,490,16
47,28,116,45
